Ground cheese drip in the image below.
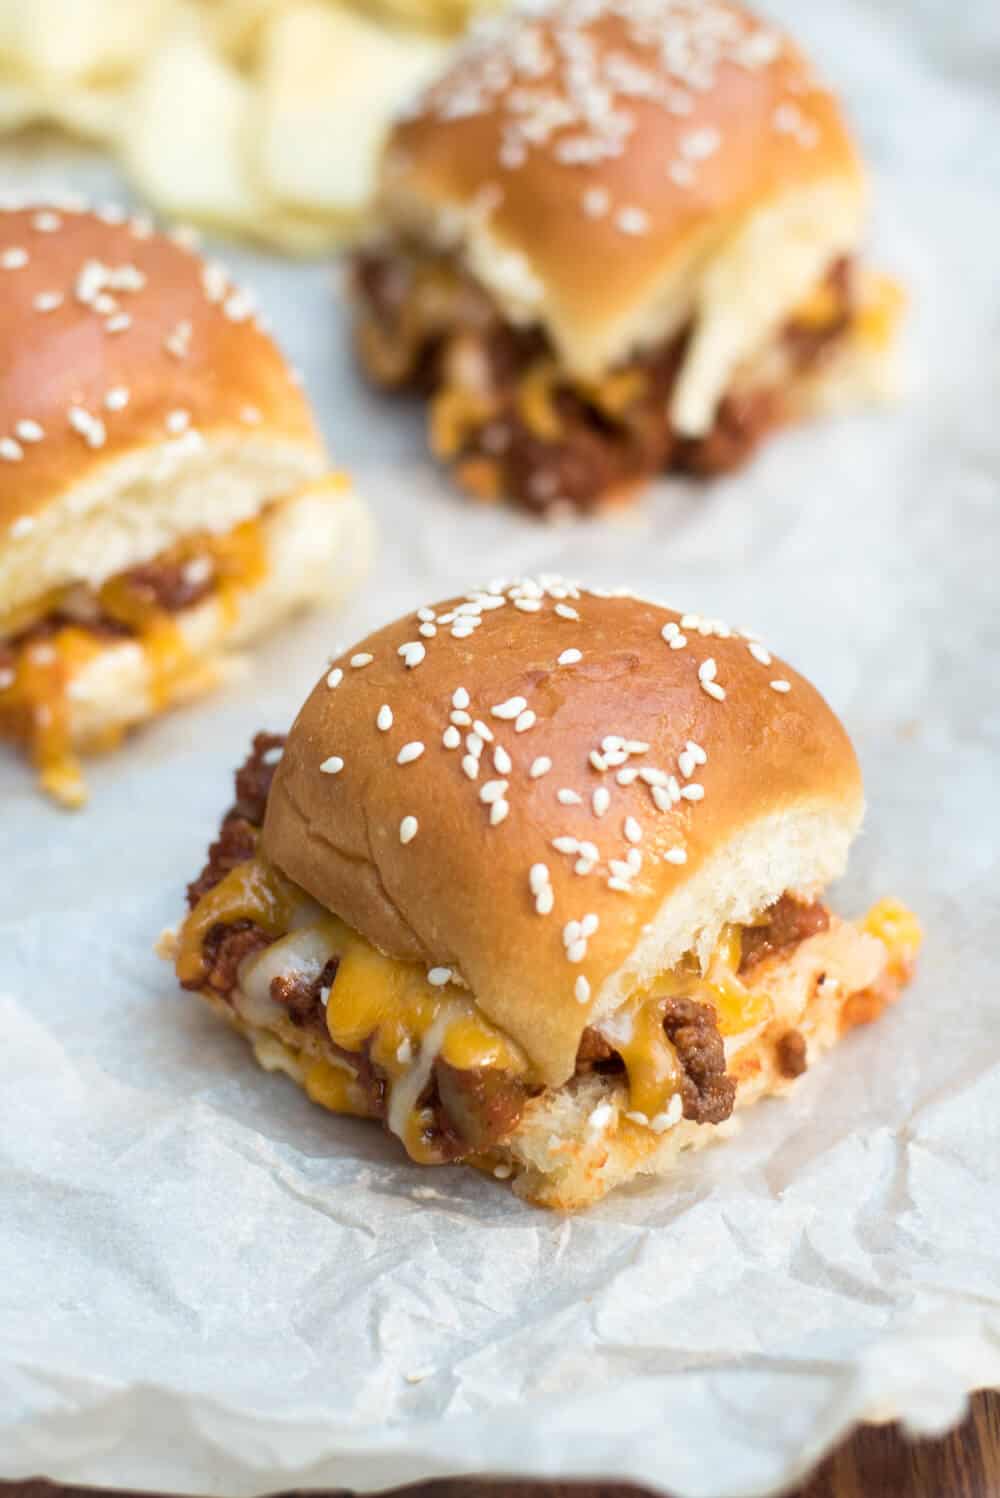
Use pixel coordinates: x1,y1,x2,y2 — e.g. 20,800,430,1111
0,513,269,806
179,854,784,1151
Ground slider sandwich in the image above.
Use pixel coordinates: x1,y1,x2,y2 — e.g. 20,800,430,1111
169,579,921,1210
352,0,903,514
0,201,369,805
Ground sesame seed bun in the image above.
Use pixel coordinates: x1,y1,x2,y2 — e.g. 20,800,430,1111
375,0,866,434
262,581,863,1087
0,202,325,622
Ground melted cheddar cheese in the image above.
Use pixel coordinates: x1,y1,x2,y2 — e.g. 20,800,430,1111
0,515,269,806
862,897,923,979
179,856,796,1155
179,853,920,1156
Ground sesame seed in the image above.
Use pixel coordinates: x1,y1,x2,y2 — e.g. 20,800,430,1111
624,816,642,844
749,641,772,666
530,756,552,779
567,941,587,963
552,836,579,854
350,653,373,668
582,185,610,218
377,705,393,731
466,732,484,757
105,314,131,333
165,409,190,435
665,847,688,865
67,407,106,448
490,800,510,826
399,815,419,844
575,976,591,1004
555,603,579,620
680,783,704,801
0,438,23,462
770,679,792,693
1,248,28,268
617,206,649,235
493,745,512,774
492,695,527,719
681,126,721,161
223,290,254,322
104,387,129,411
557,788,582,805
397,741,425,765
33,291,62,311
702,681,726,701
320,756,344,775
480,779,509,803
698,658,717,683
564,920,582,946
32,211,60,232
451,709,472,727
669,633,688,650
462,755,479,780
442,726,461,749
419,622,436,638
558,648,582,666
473,719,494,742
589,751,608,772
616,768,639,786
535,885,554,915
514,598,541,612
326,667,343,688
592,787,611,816
427,966,452,986
529,863,550,893
15,420,43,443
418,607,436,624
399,641,426,668
514,709,536,733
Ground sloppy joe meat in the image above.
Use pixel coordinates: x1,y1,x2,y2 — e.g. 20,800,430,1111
182,740,839,1157
739,894,831,972
352,245,855,512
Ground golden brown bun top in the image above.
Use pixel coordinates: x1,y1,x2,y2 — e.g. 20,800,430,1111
379,0,862,374
263,580,863,1086
0,202,322,535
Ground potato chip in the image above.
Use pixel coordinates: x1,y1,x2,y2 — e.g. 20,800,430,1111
259,1,445,215
118,6,268,227
0,0,168,82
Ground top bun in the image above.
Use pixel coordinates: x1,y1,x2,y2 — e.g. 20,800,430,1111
376,0,865,433
0,200,325,624
262,579,863,1086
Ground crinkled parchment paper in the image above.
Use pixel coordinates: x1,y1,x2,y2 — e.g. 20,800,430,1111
2,3,999,1494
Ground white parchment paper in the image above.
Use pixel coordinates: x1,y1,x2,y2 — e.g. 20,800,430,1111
2,3,999,1494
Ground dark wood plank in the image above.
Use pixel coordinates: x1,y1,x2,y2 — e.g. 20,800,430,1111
3,1390,998,1498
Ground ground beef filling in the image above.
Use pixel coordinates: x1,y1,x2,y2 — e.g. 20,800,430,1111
352,247,854,513
184,739,830,1153
3,554,221,670
739,894,831,972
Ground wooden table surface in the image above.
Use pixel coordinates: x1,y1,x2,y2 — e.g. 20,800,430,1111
4,1390,998,1498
